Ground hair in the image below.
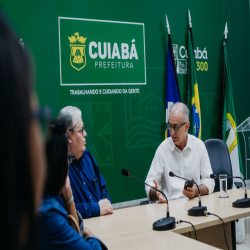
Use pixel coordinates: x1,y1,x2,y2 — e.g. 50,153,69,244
57,106,82,130
0,12,35,249
169,102,189,122
45,120,69,196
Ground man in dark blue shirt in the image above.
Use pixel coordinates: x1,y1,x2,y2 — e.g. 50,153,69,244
58,106,113,218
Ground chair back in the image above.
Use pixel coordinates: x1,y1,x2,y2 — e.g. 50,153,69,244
140,200,149,206
204,139,233,192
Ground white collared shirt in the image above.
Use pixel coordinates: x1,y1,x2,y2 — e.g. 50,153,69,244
145,134,215,201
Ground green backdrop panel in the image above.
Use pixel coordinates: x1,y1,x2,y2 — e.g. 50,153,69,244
2,0,250,203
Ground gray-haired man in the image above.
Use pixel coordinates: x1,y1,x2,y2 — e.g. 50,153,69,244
58,106,113,218
145,102,215,203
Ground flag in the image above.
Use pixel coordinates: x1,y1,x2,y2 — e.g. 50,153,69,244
165,36,180,139
222,41,244,177
187,29,202,139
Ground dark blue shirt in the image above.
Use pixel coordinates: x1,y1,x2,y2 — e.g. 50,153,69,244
69,149,112,218
37,195,103,250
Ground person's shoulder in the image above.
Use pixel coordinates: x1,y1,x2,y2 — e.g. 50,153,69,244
188,134,205,147
83,148,93,159
40,195,66,216
38,196,71,237
83,149,98,165
152,137,173,156
40,195,57,210
158,137,172,150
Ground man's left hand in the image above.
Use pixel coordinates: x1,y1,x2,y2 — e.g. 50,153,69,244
182,178,196,199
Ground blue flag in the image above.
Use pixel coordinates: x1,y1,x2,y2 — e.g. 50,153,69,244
165,41,180,139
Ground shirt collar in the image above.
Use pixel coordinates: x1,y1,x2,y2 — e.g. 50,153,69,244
72,151,85,166
170,133,192,152
185,134,192,150
170,138,176,152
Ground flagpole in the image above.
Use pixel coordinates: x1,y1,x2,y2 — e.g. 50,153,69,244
221,22,228,139
166,15,181,101
224,22,228,41
188,10,195,53
187,10,202,139
187,9,194,129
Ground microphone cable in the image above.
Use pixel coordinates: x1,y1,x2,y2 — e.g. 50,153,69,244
176,220,197,240
205,211,229,250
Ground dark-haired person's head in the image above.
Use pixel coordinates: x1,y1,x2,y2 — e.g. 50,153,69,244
45,120,69,196
0,12,46,249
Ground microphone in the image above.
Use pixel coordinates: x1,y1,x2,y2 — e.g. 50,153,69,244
121,169,175,231
209,174,250,208
169,171,207,216
210,174,216,179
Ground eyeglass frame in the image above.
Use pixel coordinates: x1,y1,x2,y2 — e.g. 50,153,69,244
167,121,187,133
68,126,85,135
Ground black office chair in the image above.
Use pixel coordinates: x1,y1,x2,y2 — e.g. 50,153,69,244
204,138,233,192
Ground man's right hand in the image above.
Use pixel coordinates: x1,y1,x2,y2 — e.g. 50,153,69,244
153,179,167,203
98,199,114,216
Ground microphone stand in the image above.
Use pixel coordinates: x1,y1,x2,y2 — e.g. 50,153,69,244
224,176,250,208
122,169,176,231
187,182,207,216
169,172,207,216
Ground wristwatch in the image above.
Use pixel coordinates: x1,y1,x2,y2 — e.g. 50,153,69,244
65,195,74,206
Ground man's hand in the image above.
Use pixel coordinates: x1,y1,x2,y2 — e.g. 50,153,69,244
83,227,94,238
153,179,167,203
98,198,114,216
182,178,196,199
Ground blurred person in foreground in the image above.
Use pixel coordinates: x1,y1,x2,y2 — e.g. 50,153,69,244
0,12,46,249
57,106,113,218
145,102,215,202
38,120,107,249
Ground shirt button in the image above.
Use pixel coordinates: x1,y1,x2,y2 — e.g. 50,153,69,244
90,196,91,199
83,182,85,185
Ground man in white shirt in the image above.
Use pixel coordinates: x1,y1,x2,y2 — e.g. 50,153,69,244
145,102,215,202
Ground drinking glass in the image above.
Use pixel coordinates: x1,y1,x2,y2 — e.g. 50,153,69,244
219,174,229,198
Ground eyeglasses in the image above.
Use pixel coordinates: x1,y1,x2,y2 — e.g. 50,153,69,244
167,122,186,133
67,152,75,164
68,127,84,135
